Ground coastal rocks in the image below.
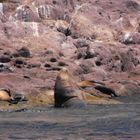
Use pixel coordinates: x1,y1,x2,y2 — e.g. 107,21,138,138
121,32,140,44
3,21,46,38
0,0,139,107
0,63,14,72
12,5,41,22
37,4,64,20
55,20,70,36
17,47,30,58
0,55,11,63
69,3,114,41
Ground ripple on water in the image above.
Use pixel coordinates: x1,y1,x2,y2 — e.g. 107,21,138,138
0,104,140,139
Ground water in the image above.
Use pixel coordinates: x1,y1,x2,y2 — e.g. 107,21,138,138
0,104,140,140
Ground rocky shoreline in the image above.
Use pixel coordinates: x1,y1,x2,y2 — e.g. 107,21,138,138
0,0,140,108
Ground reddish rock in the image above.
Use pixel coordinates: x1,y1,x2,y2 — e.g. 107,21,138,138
0,0,140,105
12,5,41,22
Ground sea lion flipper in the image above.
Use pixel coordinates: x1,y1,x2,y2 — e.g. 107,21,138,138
9,94,28,104
88,80,105,86
77,80,105,88
94,85,118,97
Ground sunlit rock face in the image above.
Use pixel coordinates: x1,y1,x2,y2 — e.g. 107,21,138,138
11,5,40,22
3,21,42,38
0,2,3,14
0,0,139,105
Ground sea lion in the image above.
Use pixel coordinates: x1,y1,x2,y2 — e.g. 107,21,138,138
0,88,27,104
77,80,118,97
54,67,86,108
9,93,28,104
0,88,11,102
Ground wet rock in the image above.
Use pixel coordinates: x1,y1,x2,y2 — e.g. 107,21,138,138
17,47,30,58
0,55,11,63
44,63,51,68
0,63,14,72
55,20,71,36
74,38,90,48
15,59,24,65
58,61,68,66
27,63,41,69
49,57,57,62
14,58,26,68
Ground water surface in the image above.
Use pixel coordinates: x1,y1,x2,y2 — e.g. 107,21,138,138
0,103,140,140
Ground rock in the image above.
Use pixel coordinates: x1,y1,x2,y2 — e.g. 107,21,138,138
0,63,14,72
36,2,65,20
69,3,113,41
0,0,139,106
58,61,68,66
120,32,140,44
14,58,26,68
0,55,11,63
55,20,70,36
44,63,51,68
27,63,41,69
74,38,90,48
120,49,136,72
49,57,57,62
15,60,23,65
12,5,41,22
17,47,30,58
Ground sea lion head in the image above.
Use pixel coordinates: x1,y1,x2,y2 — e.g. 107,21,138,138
0,88,11,101
57,67,69,81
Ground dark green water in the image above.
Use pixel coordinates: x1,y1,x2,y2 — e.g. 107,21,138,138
0,104,140,140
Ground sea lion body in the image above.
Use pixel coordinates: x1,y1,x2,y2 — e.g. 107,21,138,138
77,80,118,97
0,89,11,101
62,98,86,108
0,88,27,104
54,68,86,108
